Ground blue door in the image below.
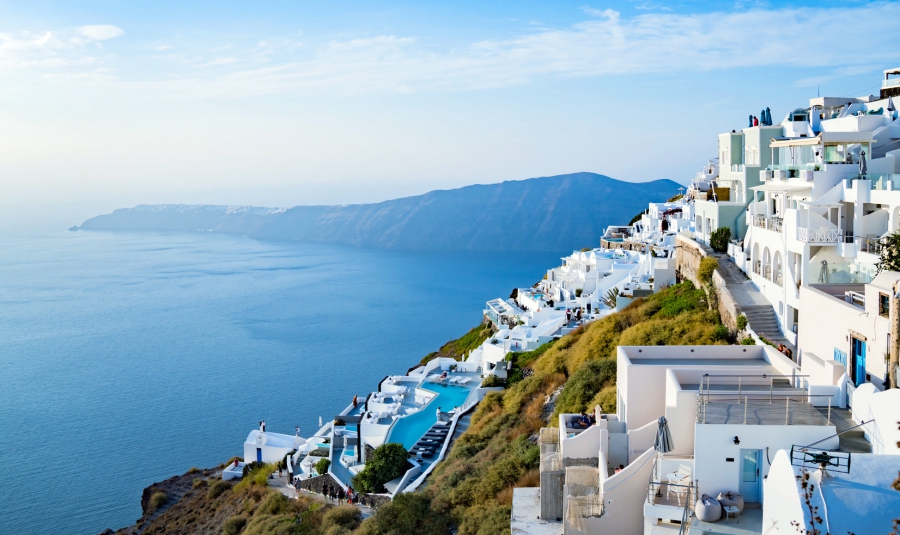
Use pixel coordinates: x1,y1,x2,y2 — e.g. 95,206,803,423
851,337,866,386
257,448,262,463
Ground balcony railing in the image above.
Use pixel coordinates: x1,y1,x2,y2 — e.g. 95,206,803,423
774,270,783,286
753,215,783,232
763,265,772,281
797,227,842,243
753,260,761,275
848,235,884,254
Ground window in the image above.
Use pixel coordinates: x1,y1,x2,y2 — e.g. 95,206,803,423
834,348,847,365
879,293,890,317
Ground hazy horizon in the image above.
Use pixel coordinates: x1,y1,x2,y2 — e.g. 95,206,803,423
3,0,899,231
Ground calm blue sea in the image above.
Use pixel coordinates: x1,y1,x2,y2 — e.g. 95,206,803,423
0,230,560,535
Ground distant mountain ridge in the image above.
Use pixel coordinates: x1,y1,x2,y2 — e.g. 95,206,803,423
78,173,680,252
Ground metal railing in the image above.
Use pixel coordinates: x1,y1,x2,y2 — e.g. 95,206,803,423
697,392,835,426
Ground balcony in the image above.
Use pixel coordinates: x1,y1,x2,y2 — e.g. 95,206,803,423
797,227,842,243
753,215,783,233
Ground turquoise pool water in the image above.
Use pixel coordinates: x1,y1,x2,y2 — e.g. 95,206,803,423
387,384,472,450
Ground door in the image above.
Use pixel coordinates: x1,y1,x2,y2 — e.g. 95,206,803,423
739,449,761,503
256,448,262,463
851,337,866,386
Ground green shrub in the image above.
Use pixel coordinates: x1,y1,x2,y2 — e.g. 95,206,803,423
481,375,505,387
357,493,452,535
741,337,756,345
148,491,167,513
709,227,731,253
580,247,591,252
234,463,275,492
554,359,616,415
255,491,292,515
321,506,362,533
352,443,410,493
698,256,719,284
222,515,247,535
192,478,205,489
575,288,583,297
736,314,748,331
187,467,201,474
628,212,644,225
207,480,231,499
315,458,331,475
713,324,730,342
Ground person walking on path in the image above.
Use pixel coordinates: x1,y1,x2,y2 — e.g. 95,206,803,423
566,309,571,323
321,483,329,501
338,487,345,505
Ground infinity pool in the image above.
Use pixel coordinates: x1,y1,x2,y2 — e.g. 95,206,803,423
387,384,473,450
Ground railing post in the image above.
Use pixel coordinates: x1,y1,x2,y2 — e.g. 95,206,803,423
738,377,742,402
770,377,774,403
743,396,748,425
785,397,789,425
827,398,832,425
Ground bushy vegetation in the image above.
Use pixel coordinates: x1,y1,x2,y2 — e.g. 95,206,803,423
736,314,748,331
315,458,331,476
420,324,493,365
352,443,410,493
709,227,731,253
320,506,362,535
207,479,231,499
481,375,505,388
628,212,644,225
667,193,684,202
698,256,718,284
222,515,247,535
149,491,168,513
235,463,276,493
505,340,556,386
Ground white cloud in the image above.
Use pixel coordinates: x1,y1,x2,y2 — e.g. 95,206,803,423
3,3,900,98
77,25,124,41
156,45,173,51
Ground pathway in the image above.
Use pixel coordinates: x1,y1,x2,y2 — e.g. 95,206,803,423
714,254,795,353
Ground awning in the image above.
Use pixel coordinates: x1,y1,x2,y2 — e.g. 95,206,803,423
769,136,821,148
751,182,813,193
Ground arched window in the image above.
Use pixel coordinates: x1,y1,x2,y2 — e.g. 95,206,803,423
752,243,760,274
763,247,772,280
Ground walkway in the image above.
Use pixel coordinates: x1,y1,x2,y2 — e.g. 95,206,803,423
714,254,795,353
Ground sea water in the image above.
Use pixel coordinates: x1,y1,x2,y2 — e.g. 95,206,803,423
0,231,560,535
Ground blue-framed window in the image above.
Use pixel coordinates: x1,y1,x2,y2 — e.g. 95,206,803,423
834,348,847,366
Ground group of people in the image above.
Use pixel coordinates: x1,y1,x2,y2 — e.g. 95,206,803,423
776,342,794,360
319,482,357,505
574,410,596,428
565,307,585,324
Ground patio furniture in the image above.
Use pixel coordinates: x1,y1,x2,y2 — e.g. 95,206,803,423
717,491,744,512
694,494,722,522
724,505,740,524
457,377,472,385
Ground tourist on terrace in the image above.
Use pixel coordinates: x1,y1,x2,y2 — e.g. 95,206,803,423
566,309,572,323
576,411,591,428
352,394,358,408
436,406,443,422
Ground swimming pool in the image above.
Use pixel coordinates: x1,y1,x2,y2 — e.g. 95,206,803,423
386,384,472,450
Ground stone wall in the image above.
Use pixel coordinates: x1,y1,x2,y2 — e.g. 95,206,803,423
675,234,707,287
675,234,741,333
296,473,391,509
713,270,739,333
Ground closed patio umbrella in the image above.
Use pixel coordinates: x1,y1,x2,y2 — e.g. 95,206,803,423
859,150,867,177
653,416,674,484
654,415,674,453
765,107,772,126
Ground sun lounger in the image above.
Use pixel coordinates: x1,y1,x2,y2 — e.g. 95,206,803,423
457,377,472,385
449,377,461,385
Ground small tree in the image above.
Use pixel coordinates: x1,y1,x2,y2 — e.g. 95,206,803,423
315,457,331,476
352,443,410,493
736,314,748,331
877,230,900,274
709,227,731,253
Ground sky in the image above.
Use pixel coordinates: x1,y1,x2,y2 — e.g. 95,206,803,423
1,0,899,230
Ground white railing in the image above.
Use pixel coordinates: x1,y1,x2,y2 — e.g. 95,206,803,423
754,216,783,232
763,265,772,281
774,270,783,286
797,227,842,243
